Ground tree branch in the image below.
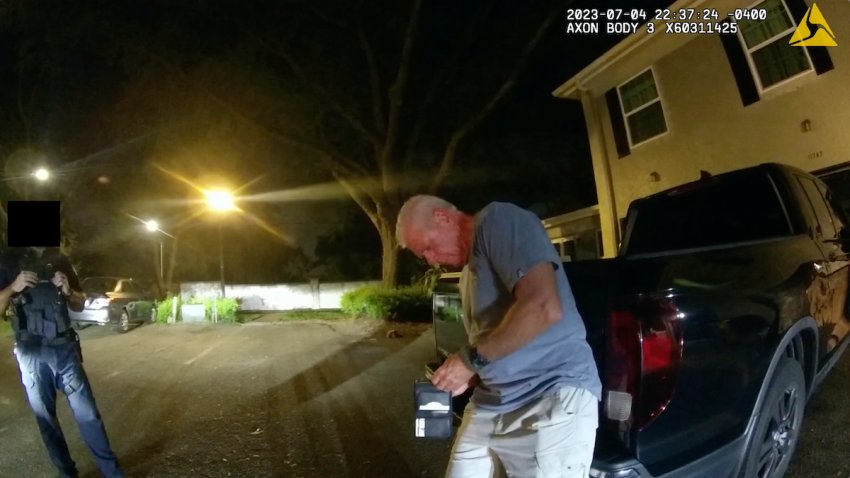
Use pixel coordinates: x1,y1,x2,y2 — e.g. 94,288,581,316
304,2,385,141
137,46,375,181
334,172,379,229
401,3,491,169
354,1,386,136
237,23,383,151
380,0,423,191
429,8,559,193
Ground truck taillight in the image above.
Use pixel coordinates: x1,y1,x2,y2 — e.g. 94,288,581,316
604,298,683,432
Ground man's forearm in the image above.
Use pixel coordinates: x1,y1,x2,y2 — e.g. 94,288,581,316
67,289,85,312
0,285,15,317
476,298,560,361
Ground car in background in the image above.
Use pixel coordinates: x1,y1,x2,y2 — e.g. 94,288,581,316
70,277,160,333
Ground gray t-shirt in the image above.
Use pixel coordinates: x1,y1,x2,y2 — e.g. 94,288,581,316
461,202,602,412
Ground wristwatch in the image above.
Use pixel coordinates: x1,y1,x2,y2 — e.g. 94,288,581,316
459,344,490,372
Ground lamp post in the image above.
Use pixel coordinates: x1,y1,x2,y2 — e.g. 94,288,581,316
144,220,164,283
141,219,175,296
205,189,235,298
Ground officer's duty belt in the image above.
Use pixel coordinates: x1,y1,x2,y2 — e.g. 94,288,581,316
15,330,79,346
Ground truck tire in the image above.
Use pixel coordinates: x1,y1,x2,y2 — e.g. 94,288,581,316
739,357,806,478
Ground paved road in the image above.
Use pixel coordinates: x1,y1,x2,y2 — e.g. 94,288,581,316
0,320,452,478
1,319,849,478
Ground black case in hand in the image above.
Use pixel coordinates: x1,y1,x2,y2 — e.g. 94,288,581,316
414,380,453,439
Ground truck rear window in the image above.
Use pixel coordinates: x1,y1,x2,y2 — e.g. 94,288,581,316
623,170,791,255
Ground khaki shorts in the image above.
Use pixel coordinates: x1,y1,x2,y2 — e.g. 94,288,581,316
446,386,598,478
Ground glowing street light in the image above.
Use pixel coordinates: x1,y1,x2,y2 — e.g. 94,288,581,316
145,219,160,232
205,189,235,212
33,168,50,181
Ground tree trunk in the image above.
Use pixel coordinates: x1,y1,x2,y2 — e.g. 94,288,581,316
378,220,399,288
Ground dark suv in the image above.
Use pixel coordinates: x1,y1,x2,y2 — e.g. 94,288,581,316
70,277,159,333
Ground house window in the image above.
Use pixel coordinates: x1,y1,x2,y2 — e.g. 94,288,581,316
617,68,667,147
737,0,811,90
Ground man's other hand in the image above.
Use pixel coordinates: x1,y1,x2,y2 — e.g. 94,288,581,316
11,271,37,293
431,353,477,396
51,271,71,296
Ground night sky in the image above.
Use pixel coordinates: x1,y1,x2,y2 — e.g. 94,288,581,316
0,0,673,283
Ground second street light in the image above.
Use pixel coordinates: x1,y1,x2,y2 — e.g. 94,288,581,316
145,220,164,284
142,219,174,294
205,189,235,298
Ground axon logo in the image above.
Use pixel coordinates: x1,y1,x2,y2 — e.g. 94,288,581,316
789,3,837,46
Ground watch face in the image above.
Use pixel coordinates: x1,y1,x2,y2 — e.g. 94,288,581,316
471,347,489,368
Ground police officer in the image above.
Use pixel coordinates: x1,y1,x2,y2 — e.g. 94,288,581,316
0,246,124,478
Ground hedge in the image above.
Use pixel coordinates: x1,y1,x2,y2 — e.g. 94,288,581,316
340,285,430,322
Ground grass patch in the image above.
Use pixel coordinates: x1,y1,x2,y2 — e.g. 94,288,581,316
268,310,352,322
236,312,265,323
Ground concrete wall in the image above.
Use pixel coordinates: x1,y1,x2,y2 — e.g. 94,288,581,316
179,280,381,311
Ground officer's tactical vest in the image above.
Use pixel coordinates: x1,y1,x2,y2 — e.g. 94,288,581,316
11,250,72,340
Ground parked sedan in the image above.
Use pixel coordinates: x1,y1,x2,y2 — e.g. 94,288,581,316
70,277,159,333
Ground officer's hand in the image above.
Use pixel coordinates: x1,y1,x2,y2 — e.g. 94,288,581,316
431,353,476,396
51,271,71,295
11,271,37,293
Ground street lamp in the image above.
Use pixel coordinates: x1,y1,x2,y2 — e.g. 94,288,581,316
205,189,235,297
23,167,51,199
144,220,164,284
33,168,50,181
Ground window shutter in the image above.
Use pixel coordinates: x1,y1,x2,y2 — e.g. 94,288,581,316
784,0,834,75
605,89,630,158
718,23,760,106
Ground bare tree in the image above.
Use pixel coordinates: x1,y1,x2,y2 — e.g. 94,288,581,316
1,0,566,285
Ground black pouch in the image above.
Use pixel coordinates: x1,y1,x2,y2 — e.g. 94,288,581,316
414,379,453,439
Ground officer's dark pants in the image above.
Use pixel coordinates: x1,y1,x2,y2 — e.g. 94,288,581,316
13,341,124,478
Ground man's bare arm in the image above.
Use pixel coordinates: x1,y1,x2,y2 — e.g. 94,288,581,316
476,261,563,361
0,271,37,316
0,284,15,317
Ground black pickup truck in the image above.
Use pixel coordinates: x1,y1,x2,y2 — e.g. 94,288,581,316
429,163,850,478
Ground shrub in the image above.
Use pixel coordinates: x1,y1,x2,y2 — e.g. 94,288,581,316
201,296,240,323
153,295,240,323
340,285,430,322
155,296,180,323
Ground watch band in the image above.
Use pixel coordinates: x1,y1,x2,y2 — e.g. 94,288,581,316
459,344,490,372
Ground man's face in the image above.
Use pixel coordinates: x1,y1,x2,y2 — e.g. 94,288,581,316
405,209,466,268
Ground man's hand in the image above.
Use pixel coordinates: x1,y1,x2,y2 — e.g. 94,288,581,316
51,271,72,296
431,353,478,396
11,271,37,293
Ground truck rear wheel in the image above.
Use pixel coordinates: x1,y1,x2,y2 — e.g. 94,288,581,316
740,357,805,478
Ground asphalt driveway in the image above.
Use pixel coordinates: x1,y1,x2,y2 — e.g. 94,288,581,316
0,319,451,478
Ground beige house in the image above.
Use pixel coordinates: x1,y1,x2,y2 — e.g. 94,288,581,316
542,205,603,262
553,0,849,257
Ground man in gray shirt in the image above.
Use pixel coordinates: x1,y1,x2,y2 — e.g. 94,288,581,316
397,195,601,477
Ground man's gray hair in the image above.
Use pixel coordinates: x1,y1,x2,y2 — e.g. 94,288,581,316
396,195,458,249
